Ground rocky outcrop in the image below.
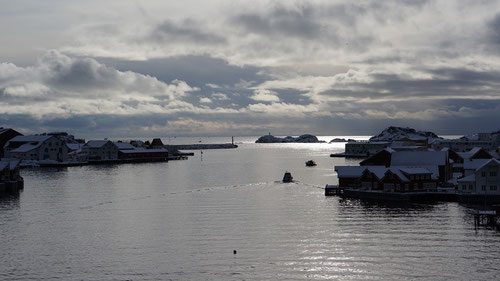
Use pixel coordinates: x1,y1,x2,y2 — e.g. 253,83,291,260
369,126,440,142
329,138,357,143
256,134,325,143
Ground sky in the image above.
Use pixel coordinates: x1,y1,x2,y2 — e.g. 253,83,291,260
1,0,500,138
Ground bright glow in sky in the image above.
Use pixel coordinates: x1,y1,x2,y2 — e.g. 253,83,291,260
1,0,500,137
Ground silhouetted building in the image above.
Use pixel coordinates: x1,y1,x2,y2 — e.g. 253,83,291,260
0,128,22,158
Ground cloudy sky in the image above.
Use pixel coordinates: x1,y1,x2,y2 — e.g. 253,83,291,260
1,0,500,138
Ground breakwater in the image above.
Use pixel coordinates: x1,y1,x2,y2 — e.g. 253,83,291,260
164,143,238,150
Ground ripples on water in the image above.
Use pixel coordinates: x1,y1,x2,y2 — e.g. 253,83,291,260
1,137,500,280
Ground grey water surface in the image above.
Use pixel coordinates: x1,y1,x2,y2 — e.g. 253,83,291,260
1,137,499,280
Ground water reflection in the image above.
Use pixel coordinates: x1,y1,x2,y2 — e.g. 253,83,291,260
0,190,20,210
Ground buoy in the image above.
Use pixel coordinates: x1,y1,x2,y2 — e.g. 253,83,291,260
233,250,237,255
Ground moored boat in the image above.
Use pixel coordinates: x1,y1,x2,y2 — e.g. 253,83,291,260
305,160,317,167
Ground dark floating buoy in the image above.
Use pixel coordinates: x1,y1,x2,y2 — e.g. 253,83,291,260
233,250,237,255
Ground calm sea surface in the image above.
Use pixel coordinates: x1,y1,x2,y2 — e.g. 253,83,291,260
1,136,499,280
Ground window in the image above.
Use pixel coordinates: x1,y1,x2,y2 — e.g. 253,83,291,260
481,172,486,177
44,148,48,153
490,172,497,177
462,184,466,190
482,185,486,191
490,185,497,191
469,184,473,190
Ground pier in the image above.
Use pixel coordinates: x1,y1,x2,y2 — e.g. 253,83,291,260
472,210,498,227
164,143,237,150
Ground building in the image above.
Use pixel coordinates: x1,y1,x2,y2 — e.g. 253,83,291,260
0,158,23,192
335,165,439,191
0,128,22,158
457,159,500,194
118,148,169,161
359,149,451,182
3,135,68,162
432,139,499,152
359,167,438,192
81,140,118,161
344,141,390,157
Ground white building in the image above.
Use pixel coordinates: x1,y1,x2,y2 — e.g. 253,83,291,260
3,135,69,162
81,140,118,161
457,159,500,194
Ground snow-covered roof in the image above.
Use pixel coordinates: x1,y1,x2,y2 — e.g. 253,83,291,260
457,174,475,183
399,167,432,175
364,166,388,179
11,143,39,153
7,135,52,143
0,128,12,135
66,143,83,151
384,147,396,153
115,142,136,150
391,151,447,166
457,147,492,160
463,159,490,170
85,140,112,148
386,168,409,182
335,166,366,178
336,165,438,180
475,159,500,172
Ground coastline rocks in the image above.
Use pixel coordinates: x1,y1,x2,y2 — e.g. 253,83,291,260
256,134,325,143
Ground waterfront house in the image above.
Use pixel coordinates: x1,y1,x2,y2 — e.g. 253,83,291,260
359,149,451,182
0,128,22,158
0,158,23,192
4,135,68,162
457,159,500,194
81,140,118,161
359,167,438,192
335,166,367,188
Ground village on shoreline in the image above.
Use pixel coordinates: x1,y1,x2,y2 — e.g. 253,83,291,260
327,127,500,208
0,127,237,193
3,125,500,209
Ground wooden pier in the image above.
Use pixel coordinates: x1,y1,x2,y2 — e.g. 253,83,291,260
472,206,500,228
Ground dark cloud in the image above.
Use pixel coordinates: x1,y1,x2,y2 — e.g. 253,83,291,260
150,19,226,45
99,55,266,88
232,6,326,40
487,13,500,45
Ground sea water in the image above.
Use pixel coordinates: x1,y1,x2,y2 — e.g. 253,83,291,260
1,136,499,280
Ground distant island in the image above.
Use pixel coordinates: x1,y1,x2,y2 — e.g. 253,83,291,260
329,138,357,143
255,134,325,143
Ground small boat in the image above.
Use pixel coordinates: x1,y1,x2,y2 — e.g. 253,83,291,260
305,160,317,167
282,171,293,183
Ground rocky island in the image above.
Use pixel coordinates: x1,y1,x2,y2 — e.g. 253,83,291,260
255,134,325,143
369,126,441,142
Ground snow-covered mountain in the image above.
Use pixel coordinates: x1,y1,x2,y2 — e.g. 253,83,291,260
369,126,441,142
